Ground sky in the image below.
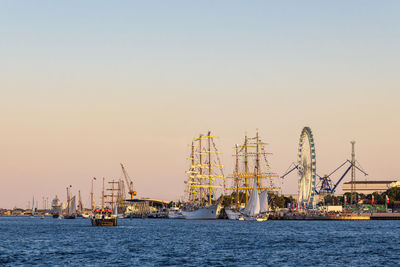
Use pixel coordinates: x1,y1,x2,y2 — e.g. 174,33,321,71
1,1,399,209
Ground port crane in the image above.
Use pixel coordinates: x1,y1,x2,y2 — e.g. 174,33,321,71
120,163,137,200
314,159,367,194
281,155,368,195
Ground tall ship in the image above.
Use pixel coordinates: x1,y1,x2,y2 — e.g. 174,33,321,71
51,195,62,218
182,131,225,220
64,186,76,219
91,178,117,226
225,131,279,220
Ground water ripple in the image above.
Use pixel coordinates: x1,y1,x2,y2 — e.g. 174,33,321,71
1,217,400,266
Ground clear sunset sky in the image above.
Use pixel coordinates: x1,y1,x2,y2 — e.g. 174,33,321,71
1,1,399,209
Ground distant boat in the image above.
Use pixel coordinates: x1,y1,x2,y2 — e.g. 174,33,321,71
64,186,77,219
168,206,184,219
91,178,117,226
65,195,76,219
51,195,62,218
30,196,35,218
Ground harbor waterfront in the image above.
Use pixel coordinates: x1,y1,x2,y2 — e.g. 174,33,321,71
1,217,399,266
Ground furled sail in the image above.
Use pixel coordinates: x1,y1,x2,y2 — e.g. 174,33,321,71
69,196,76,215
259,190,269,213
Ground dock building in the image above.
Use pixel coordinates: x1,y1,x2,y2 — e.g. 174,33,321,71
342,180,397,195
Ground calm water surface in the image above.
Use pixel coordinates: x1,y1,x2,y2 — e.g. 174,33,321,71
0,217,399,266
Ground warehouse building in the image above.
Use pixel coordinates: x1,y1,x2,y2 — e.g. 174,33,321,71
342,180,396,195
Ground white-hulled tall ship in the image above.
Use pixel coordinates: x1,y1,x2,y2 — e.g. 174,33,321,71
182,131,225,220
225,130,279,220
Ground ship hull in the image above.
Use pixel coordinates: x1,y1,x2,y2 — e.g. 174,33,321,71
182,205,221,220
91,218,117,226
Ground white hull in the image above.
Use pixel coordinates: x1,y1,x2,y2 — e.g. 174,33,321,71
225,209,241,220
182,205,221,220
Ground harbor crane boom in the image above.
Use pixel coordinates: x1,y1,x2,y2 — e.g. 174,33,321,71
120,163,137,200
315,159,368,194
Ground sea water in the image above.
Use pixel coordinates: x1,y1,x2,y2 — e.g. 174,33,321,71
0,217,399,266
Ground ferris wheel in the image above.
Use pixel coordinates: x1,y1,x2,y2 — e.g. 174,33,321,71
298,127,316,206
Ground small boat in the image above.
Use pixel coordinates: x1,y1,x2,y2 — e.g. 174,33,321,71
240,168,269,222
51,195,62,219
40,215,45,219
91,209,117,226
225,208,241,220
30,196,35,218
64,195,77,219
64,187,76,219
81,213,91,219
168,206,184,219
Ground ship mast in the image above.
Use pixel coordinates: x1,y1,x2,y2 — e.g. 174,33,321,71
185,131,225,207
106,180,119,213
244,134,249,203
91,178,95,210
101,178,105,212
256,130,260,190
208,131,212,205
234,144,240,210
78,190,83,215
66,186,70,214
199,134,203,204
191,141,195,202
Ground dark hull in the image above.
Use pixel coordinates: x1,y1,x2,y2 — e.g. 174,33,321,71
52,214,60,218
64,215,76,219
91,218,117,226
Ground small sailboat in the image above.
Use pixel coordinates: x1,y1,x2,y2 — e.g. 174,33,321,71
30,196,35,218
65,196,77,219
241,169,269,221
168,205,184,219
64,186,76,219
